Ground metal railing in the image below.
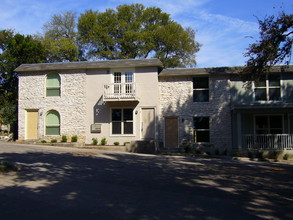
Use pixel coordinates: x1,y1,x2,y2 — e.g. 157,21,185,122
103,83,136,100
243,134,293,150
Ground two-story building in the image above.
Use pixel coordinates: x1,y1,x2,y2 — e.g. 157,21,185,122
15,59,293,153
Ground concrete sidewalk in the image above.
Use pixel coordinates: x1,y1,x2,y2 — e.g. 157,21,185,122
0,142,293,219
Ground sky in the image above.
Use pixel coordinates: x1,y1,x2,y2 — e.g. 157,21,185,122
0,0,292,68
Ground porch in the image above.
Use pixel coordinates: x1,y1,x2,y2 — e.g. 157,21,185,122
243,134,293,150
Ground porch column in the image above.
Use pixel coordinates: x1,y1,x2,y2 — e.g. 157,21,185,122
236,112,242,149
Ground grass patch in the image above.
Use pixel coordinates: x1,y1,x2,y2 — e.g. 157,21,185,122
0,161,19,173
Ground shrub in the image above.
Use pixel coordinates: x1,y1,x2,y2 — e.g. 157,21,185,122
92,138,98,145
195,149,201,155
61,135,67,142
272,151,281,160
41,140,47,143
51,139,57,143
215,149,220,155
71,135,78,142
233,151,239,157
101,137,107,145
283,154,289,160
183,144,191,153
114,142,119,146
124,142,130,146
247,151,254,159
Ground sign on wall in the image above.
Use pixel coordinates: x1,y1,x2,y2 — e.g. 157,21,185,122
91,124,101,133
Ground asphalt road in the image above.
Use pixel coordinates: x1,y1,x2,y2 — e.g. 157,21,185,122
0,142,292,220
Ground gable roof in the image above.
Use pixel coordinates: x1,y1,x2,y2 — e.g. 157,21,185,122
159,65,293,77
15,58,163,73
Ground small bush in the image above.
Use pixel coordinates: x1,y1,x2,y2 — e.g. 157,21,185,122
101,137,107,145
41,140,47,143
61,135,67,142
256,151,264,159
183,144,191,153
223,148,228,156
0,161,18,173
71,135,78,142
124,142,130,146
195,149,201,155
92,138,98,145
215,149,220,155
247,151,254,159
51,139,57,143
283,154,289,160
114,142,119,146
233,151,239,157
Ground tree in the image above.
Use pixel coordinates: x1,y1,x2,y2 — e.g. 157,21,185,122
42,11,79,62
78,4,200,67
0,30,47,133
242,11,293,82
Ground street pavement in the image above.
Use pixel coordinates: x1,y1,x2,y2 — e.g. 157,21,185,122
0,142,293,220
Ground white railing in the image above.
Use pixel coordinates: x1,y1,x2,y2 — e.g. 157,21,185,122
103,83,136,100
243,134,293,150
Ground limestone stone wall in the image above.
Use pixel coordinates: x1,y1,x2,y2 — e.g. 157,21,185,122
18,72,87,142
158,75,232,151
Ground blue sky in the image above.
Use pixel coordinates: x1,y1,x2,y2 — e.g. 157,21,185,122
0,0,292,67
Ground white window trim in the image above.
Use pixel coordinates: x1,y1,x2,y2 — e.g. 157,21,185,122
110,68,135,83
110,107,135,137
253,74,283,103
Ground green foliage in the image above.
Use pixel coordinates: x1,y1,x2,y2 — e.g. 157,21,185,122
41,140,47,143
183,144,191,153
0,30,47,127
71,135,78,142
61,135,67,142
0,161,18,173
42,11,79,62
242,11,293,82
124,142,130,146
114,142,120,146
233,151,239,157
51,139,57,143
92,138,98,145
100,137,107,145
78,4,200,67
283,154,289,160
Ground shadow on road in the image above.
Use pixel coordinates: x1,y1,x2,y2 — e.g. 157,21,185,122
0,150,292,219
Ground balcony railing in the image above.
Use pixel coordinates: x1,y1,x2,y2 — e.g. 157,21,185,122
103,83,137,101
243,134,293,150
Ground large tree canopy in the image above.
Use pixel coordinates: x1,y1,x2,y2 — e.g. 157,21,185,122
42,11,79,62
0,30,46,126
78,4,200,67
242,12,293,82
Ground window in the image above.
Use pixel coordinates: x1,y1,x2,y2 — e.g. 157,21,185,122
46,110,60,135
254,74,281,101
255,115,283,134
46,73,61,96
111,108,133,135
193,77,209,102
113,71,134,95
194,117,210,143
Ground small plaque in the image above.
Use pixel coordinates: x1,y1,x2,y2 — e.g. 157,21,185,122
91,124,101,133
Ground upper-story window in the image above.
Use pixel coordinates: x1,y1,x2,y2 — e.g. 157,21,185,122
254,74,281,101
113,71,134,95
193,77,209,102
46,73,61,96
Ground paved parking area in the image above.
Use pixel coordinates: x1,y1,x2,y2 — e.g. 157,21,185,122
0,142,293,219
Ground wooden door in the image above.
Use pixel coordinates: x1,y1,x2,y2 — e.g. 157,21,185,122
165,117,179,148
26,110,38,139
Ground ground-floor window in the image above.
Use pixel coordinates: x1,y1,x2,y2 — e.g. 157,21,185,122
193,117,210,143
46,110,60,135
254,115,283,134
111,108,133,135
